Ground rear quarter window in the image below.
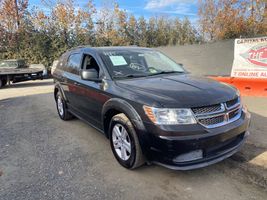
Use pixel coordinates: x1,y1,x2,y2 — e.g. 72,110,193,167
66,53,82,74
56,55,66,70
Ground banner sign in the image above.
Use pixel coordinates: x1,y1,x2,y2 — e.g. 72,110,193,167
231,37,267,78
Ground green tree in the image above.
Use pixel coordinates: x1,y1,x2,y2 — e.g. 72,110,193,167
137,16,147,47
127,14,138,45
169,18,182,45
146,17,157,47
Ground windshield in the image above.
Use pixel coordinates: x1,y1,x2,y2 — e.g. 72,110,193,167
0,61,18,68
100,49,185,79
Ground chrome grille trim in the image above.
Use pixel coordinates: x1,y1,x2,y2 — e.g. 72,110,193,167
196,106,225,120
192,104,225,117
193,98,242,128
225,97,240,110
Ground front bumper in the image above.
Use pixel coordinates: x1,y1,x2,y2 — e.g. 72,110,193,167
141,111,250,170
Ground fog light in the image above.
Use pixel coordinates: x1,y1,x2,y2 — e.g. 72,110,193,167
173,150,203,163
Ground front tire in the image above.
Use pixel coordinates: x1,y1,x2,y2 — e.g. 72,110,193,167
109,113,145,169
56,92,73,120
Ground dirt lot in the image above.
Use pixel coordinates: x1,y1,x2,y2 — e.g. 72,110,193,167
0,79,266,200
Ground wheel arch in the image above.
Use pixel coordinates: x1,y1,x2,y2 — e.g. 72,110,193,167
102,98,146,139
54,83,67,101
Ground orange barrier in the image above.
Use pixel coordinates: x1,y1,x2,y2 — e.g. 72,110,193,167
209,76,267,97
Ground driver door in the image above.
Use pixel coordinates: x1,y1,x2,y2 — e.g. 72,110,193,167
74,54,109,128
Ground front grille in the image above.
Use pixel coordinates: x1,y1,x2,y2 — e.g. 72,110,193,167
226,97,239,108
229,109,240,119
193,97,242,128
192,104,222,115
198,115,224,126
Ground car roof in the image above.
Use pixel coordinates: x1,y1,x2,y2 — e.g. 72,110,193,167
70,46,153,53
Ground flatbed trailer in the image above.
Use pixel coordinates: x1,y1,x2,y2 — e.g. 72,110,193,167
0,59,44,88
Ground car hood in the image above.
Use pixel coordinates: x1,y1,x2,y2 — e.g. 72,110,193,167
115,74,238,108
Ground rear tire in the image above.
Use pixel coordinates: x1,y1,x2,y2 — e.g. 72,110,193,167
109,113,145,169
56,92,73,120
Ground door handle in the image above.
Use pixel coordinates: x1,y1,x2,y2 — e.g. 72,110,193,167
74,82,80,86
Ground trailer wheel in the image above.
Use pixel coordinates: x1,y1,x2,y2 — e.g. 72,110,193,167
0,78,2,88
0,78,8,88
39,73,43,80
2,80,7,87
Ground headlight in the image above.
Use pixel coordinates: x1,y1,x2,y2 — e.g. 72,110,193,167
143,106,196,125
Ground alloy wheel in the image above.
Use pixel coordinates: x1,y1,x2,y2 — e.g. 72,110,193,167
112,124,132,161
57,96,64,116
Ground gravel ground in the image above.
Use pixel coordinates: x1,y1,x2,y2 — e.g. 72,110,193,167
0,79,267,200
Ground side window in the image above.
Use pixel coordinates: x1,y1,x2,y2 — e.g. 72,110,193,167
82,54,100,76
67,53,82,74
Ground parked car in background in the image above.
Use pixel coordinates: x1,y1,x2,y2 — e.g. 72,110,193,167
53,46,251,170
0,59,44,88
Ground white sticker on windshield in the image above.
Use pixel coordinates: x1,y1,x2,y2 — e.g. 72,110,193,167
109,56,127,66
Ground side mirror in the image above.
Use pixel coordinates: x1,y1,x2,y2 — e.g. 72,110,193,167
81,69,101,82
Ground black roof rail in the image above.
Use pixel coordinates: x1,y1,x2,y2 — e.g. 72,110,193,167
70,45,92,51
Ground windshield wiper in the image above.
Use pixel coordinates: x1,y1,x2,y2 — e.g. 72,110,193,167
113,74,148,79
113,71,184,79
148,70,184,76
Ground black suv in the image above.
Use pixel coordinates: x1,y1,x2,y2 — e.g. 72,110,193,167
53,46,250,170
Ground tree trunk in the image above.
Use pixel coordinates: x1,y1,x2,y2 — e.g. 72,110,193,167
14,0,20,54
14,0,20,29
264,2,267,26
